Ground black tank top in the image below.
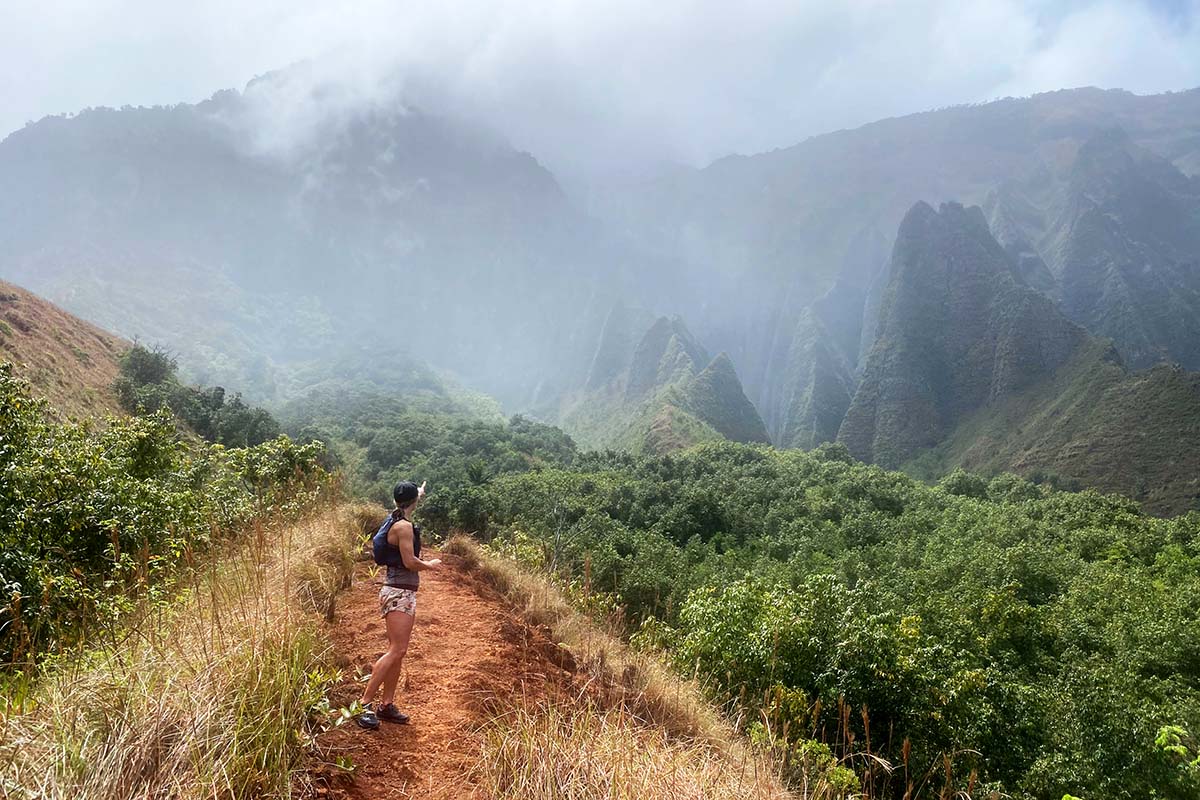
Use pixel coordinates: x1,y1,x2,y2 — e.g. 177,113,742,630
384,513,422,590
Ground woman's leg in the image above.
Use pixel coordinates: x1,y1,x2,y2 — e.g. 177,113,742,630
380,609,415,705
361,608,415,706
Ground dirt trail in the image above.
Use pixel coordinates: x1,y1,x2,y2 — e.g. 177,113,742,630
316,551,576,799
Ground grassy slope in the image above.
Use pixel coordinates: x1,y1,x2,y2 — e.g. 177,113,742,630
442,535,797,799
909,340,1200,515
0,504,368,800
0,279,126,418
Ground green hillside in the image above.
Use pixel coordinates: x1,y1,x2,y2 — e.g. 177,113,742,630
911,339,1200,515
0,279,126,418
558,310,769,452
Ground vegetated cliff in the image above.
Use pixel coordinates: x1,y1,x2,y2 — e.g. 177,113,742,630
598,88,1200,435
838,202,1200,514
840,202,1089,468
775,309,856,450
0,279,126,418
988,127,1200,370
558,308,768,452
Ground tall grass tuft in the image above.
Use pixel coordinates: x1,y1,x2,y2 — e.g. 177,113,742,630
0,506,365,800
476,701,795,800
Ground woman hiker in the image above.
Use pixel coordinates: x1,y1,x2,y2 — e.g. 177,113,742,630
357,480,442,729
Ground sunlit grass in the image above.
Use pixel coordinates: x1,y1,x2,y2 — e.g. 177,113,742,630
0,505,367,800
476,701,794,800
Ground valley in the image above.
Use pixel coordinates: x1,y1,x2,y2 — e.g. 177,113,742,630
3,82,1200,512
3,67,1200,800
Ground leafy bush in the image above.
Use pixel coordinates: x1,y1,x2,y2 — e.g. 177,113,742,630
277,380,1200,798
114,343,280,447
1,362,328,663
279,383,578,512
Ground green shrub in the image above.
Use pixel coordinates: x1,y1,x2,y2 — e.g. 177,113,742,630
1,362,328,663
115,343,281,447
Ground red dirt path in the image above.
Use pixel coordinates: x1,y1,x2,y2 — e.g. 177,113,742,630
315,551,577,799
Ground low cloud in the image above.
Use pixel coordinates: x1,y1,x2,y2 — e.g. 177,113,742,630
4,0,1199,177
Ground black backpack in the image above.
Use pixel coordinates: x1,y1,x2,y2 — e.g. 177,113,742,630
371,510,405,567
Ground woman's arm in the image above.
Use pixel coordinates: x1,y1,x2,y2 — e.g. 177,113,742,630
393,520,441,571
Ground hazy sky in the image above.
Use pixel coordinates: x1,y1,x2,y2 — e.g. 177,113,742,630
4,0,1200,175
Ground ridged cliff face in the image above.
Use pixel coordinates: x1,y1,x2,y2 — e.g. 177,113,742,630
625,317,711,400
983,128,1200,373
839,202,1089,467
1047,130,1200,369
595,88,1200,433
585,304,658,391
680,353,770,445
776,309,855,450
558,308,768,452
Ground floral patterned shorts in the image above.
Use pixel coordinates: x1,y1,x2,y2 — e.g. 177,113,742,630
379,586,418,618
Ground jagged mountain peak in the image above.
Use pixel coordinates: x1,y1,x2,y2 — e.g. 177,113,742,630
584,302,657,391
778,309,856,450
840,200,1089,467
682,352,770,445
879,201,1024,333
1033,128,1200,369
626,315,709,399
897,201,1000,254
1067,126,1194,208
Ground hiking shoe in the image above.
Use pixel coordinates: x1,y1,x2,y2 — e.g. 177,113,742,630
377,703,410,724
356,705,380,730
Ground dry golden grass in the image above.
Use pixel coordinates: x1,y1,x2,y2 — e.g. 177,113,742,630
0,279,127,420
0,505,366,800
476,702,793,800
442,534,802,800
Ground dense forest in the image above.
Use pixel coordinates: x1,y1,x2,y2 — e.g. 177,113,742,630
285,387,1200,799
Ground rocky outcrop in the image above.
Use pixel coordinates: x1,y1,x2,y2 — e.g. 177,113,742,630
585,303,657,390
777,310,855,449
561,306,769,450
625,317,710,399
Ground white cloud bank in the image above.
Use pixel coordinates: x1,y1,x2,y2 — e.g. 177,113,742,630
3,0,1198,175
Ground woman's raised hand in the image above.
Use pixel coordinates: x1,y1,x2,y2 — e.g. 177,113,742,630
418,481,427,498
